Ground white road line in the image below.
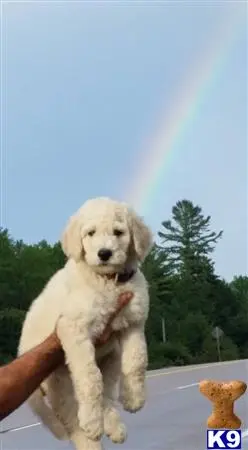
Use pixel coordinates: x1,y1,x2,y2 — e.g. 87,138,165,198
0,381,198,434
0,422,41,434
155,381,200,396
177,382,199,390
242,429,248,439
1,360,246,435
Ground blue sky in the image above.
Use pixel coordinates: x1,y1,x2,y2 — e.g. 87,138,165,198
1,1,247,281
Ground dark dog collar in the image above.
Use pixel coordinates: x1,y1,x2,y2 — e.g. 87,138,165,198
104,269,136,283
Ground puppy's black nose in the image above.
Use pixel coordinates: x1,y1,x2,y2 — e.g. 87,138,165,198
98,248,112,262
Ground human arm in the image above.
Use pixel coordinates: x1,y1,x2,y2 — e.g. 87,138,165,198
0,291,133,422
0,332,63,422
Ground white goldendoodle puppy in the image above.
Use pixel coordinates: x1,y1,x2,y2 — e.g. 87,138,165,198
18,197,153,450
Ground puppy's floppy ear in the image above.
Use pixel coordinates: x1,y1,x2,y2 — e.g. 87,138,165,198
127,208,153,262
61,213,83,262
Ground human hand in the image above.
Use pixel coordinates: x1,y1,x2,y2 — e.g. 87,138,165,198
54,291,133,349
94,291,133,347
0,292,133,422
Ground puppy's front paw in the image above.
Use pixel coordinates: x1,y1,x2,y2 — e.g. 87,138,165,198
78,406,104,441
121,393,145,413
120,377,146,413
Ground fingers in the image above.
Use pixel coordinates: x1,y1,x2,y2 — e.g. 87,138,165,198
95,329,113,347
117,291,133,309
94,291,133,347
106,292,133,326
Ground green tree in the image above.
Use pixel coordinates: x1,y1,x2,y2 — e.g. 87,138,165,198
0,228,20,310
228,276,248,357
0,308,26,363
142,244,174,344
0,229,66,362
156,201,236,362
199,334,239,363
148,341,191,369
0,202,246,368
230,276,248,306
15,240,65,311
158,199,223,275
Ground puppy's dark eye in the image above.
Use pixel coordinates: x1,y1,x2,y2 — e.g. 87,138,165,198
114,229,123,237
88,230,95,237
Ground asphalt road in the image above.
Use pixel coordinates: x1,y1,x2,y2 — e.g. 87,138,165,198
1,359,248,450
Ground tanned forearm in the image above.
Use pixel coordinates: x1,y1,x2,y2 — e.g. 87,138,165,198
0,291,133,422
0,333,64,421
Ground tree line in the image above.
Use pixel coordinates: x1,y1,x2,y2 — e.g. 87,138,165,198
0,199,247,368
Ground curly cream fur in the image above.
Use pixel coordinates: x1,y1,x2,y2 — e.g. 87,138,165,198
18,197,153,450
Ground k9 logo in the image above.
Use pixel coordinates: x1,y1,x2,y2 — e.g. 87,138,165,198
207,430,242,449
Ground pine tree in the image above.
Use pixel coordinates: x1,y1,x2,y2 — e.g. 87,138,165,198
157,200,224,358
158,199,223,275
142,244,173,344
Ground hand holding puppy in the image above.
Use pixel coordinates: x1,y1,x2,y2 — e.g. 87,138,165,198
0,291,133,422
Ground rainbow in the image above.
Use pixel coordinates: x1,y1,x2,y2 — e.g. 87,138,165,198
126,6,246,216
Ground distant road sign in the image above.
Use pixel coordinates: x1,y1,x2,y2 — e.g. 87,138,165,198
212,326,223,340
212,326,223,361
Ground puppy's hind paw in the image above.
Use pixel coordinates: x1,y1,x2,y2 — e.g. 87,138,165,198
107,422,127,444
81,419,104,441
104,406,127,443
